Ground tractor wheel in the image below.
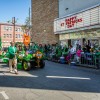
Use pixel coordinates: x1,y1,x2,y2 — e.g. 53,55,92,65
30,60,37,69
22,61,31,71
40,60,45,69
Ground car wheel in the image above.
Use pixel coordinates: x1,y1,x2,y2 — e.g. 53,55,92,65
22,61,31,71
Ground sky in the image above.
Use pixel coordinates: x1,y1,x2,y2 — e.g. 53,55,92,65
0,0,31,24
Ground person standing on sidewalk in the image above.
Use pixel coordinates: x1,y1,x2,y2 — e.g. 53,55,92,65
8,42,18,74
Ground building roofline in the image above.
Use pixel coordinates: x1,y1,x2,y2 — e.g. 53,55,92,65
0,22,24,26
55,3,100,21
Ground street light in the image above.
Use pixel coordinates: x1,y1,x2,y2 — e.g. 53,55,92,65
43,29,47,44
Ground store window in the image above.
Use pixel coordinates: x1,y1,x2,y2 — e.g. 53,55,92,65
20,34,23,38
7,34,9,38
18,28,20,32
89,39,99,47
4,26,12,31
9,27,12,31
15,28,17,32
19,34,21,38
15,34,17,38
9,34,12,38
21,29,23,32
17,34,19,38
4,34,6,38
4,26,7,30
16,27,21,32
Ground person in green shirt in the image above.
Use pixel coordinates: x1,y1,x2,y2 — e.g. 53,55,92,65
31,42,39,53
62,45,68,57
8,42,18,74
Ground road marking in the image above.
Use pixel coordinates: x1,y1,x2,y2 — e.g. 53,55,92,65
46,76,91,80
0,73,4,75
0,91,9,99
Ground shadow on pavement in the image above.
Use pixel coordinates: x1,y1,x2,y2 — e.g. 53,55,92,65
0,61,100,93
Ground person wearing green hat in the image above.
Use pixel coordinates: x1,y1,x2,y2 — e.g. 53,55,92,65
62,45,68,57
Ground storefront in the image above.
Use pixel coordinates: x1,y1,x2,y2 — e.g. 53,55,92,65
69,31,100,46
54,4,100,47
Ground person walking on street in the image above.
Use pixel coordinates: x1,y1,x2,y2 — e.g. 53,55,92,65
8,42,18,74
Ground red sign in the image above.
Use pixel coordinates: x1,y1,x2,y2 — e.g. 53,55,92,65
61,16,82,28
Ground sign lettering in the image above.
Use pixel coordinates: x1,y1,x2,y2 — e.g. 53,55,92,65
60,16,82,28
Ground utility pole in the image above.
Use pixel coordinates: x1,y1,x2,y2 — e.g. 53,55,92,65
29,7,31,36
12,17,15,42
29,7,31,27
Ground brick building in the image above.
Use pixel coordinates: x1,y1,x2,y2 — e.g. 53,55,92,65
31,0,59,44
0,23,23,48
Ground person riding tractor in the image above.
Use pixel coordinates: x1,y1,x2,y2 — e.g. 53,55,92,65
17,43,45,71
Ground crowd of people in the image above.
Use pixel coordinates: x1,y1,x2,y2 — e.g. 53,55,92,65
0,41,100,74
29,42,100,66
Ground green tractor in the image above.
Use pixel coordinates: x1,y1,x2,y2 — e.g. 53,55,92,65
17,50,45,71
0,38,9,63
0,51,9,63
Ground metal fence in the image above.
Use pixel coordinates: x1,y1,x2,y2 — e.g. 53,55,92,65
76,52,100,69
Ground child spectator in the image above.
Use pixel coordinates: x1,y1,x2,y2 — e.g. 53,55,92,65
76,46,82,62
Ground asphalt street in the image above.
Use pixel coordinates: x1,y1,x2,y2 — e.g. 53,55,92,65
0,61,100,100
